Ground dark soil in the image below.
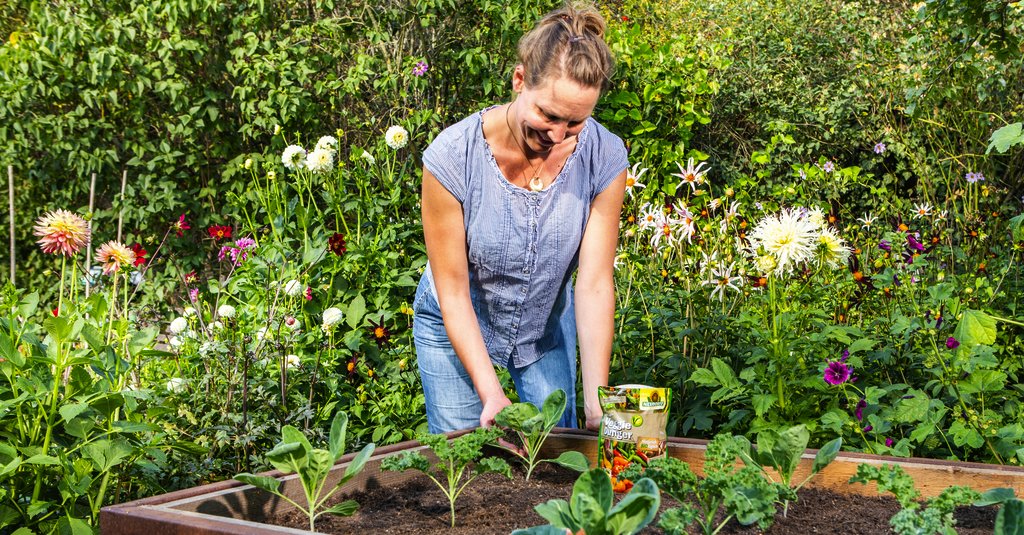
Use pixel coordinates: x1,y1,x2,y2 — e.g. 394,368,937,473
270,463,997,534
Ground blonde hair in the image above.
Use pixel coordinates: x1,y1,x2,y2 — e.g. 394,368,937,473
517,2,614,91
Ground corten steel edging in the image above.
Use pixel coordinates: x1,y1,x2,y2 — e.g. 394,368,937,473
102,427,1024,533
541,428,1024,498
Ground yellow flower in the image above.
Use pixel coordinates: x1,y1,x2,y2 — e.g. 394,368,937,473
94,241,135,275
33,209,90,256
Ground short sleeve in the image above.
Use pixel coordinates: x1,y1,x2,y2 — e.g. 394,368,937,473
422,118,473,203
590,121,629,197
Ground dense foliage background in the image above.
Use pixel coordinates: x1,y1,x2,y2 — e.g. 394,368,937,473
1,0,1023,532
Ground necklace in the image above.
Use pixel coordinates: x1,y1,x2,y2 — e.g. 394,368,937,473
504,104,545,192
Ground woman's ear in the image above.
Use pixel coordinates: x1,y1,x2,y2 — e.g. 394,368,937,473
511,64,526,93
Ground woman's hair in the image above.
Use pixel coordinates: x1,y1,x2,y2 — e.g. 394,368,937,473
517,2,614,91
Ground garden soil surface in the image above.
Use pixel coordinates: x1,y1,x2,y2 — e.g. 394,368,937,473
270,463,997,534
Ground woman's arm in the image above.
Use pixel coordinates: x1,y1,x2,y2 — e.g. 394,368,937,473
421,167,511,427
575,170,627,430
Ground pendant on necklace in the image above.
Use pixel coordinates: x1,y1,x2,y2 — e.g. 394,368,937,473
529,175,544,192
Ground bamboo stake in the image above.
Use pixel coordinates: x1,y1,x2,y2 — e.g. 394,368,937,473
116,169,127,242
8,166,14,285
84,172,96,297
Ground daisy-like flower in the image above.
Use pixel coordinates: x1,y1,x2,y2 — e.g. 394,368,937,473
368,315,392,348
207,225,232,240
748,208,819,276
305,148,335,174
702,261,743,302
412,60,429,76
218,304,236,318
805,206,826,229
650,219,677,250
284,354,301,369
816,227,851,269
672,158,709,192
624,162,648,199
637,202,663,230
935,210,948,222
965,171,985,183
283,279,302,297
874,142,886,154
95,241,136,275
282,145,307,170
912,202,932,219
360,149,376,165
315,135,338,152
721,201,741,233
823,360,852,385
33,209,90,256
172,214,190,237
754,254,776,274
857,213,876,229
708,198,722,212
672,203,696,244
322,307,343,330
823,161,836,173
328,233,347,256
384,125,409,150
129,243,147,267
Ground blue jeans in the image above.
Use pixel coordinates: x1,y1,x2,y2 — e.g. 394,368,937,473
413,279,577,433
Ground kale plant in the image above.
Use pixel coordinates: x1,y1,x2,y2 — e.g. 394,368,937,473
494,388,590,480
975,488,1024,535
621,433,779,535
234,412,374,532
512,467,660,535
734,424,842,516
380,426,511,527
849,463,980,535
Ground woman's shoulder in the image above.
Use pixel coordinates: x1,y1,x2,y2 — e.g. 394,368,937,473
584,117,626,151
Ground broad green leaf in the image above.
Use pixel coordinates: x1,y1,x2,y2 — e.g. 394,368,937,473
56,516,93,535
0,332,23,367
954,309,997,347
266,441,306,473
894,392,930,423
322,499,358,516
987,122,1024,154
607,478,660,534
539,389,567,429
975,488,1017,507
811,437,842,474
548,451,589,472
25,455,59,466
533,499,579,531
83,439,133,472
495,402,540,430
345,294,366,329
571,468,613,513
305,449,333,494
43,316,71,343
847,338,875,354
235,473,282,494
127,327,157,356
329,412,348,461
751,393,776,417
0,457,22,477
571,493,607,535
759,425,808,481
961,370,1007,394
80,324,104,352
995,498,1024,535
59,403,90,423
337,443,375,488
18,292,39,317
511,526,571,535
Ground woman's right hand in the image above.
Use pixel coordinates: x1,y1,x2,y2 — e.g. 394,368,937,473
479,392,513,428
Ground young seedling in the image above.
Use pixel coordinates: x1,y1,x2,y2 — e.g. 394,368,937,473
234,412,374,532
621,433,779,535
734,424,842,516
849,463,980,535
380,426,511,527
494,388,590,480
512,467,660,535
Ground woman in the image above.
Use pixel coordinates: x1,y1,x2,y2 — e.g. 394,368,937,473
413,2,628,433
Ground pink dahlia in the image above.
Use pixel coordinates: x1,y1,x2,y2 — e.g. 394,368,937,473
95,241,136,275
33,209,90,256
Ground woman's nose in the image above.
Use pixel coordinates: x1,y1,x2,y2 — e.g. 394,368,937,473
548,124,568,144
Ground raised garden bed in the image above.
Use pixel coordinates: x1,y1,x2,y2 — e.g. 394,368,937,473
100,429,1024,534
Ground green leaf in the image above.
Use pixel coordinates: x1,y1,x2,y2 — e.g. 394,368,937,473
83,438,133,472
954,309,997,347
533,499,579,531
751,394,777,417
56,516,93,535
235,473,282,494
756,425,808,482
811,438,842,474
987,122,1024,154
18,292,39,317
572,493,607,535
337,443,375,488
607,477,660,534
549,451,589,472
345,294,366,329
266,441,306,473
25,455,59,466
847,338,875,354
995,498,1024,535
495,402,541,430
0,332,23,367
329,412,348,461
571,468,613,512
323,499,359,516
511,526,571,535
975,488,1016,507
59,403,90,423
539,389,567,429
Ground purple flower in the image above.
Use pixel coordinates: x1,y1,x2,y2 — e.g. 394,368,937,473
412,60,429,77
841,349,850,362
885,437,895,447
823,161,835,173
823,361,852,385
879,240,892,252
893,274,901,287
965,171,985,184
946,336,960,349
218,237,258,266
189,287,199,302
863,425,873,432
855,399,867,421
874,142,886,154
906,234,924,252
935,314,943,329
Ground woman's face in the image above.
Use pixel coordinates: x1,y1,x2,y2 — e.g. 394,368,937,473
511,65,601,156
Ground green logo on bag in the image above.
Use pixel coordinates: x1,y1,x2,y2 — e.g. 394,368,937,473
631,415,644,427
